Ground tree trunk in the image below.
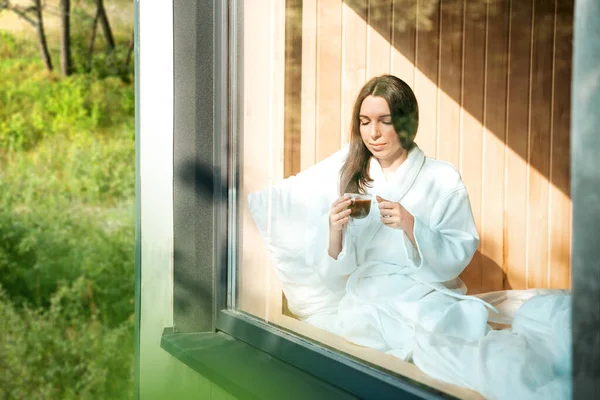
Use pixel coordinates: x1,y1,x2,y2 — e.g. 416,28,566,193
87,6,100,71
125,29,134,66
59,0,72,76
33,0,53,71
96,0,115,52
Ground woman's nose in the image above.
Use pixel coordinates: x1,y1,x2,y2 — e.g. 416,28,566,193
370,123,381,139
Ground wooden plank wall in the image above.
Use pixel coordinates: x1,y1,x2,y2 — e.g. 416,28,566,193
237,0,573,319
238,0,286,319
287,0,573,294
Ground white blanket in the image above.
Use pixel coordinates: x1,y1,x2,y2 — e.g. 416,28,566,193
413,291,571,400
247,146,571,399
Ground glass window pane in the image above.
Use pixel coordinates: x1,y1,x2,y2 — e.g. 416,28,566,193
229,1,573,399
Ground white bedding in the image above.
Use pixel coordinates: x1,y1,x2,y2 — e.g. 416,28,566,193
247,146,349,318
413,291,571,400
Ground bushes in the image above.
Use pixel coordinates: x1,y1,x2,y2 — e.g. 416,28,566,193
0,27,135,399
0,80,135,323
0,284,134,400
2,133,135,205
0,59,134,152
0,197,135,326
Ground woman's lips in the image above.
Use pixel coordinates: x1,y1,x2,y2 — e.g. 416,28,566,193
370,143,386,151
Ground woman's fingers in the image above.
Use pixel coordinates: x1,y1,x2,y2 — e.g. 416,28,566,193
334,215,350,226
380,215,400,228
330,198,352,231
379,200,400,226
376,197,413,231
335,208,352,221
380,213,396,221
332,196,350,207
331,216,350,231
379,205,399,218
332,198,352,214
378,201,398,210
335,200,352,214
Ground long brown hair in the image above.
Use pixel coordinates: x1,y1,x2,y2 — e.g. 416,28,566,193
339,75,419,195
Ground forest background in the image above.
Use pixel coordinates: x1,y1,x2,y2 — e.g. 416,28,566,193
0,0,135,398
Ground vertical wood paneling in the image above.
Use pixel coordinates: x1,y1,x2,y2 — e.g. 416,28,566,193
437,0,463,167
284,0,304,178
239,0,286,319
267,0,287,322
316,0,343,162
290,0,572,293
341,0,367,144
300,0,318,171
458,0,486,294
504,0,533,290
481,0,510,293
526,0,555,289
242,1,574,317
549,0,573,289
239,1,270,319
367,0,392,77
414,0,440,158
391,0,416,88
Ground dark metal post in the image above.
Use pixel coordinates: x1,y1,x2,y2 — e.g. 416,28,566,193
571,0,600,398
172,0,217,333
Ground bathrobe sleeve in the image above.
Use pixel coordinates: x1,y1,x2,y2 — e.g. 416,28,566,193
402,188,480,283
308,213,358,280
326,230,358,278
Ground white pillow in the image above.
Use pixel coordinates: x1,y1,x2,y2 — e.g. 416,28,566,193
247,146,349,318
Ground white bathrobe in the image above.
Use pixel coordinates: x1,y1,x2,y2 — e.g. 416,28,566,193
249,145,496,359
302,145,496,360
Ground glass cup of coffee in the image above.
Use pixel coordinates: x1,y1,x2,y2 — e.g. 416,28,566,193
343,193,373,220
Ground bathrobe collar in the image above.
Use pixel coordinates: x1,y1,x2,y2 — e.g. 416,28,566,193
368,144,426,203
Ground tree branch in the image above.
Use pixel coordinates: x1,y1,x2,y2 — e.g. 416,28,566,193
4,3,37,27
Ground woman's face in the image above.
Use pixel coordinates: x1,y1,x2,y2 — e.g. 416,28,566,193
358,95,405,166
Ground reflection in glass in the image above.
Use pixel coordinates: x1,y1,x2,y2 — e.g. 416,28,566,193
236,1,573,399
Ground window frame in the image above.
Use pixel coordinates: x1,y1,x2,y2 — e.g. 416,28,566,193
161,0,600,399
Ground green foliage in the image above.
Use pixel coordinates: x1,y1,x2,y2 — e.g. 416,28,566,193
0,284,134,400
0,196,135,327
0,31,38,60
0,14,135,398
71,30,135,81
0,56,134,152
2,132,135,205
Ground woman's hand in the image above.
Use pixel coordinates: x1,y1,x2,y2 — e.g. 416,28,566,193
328,197,352,259
329,196,352,232
376,196,416,246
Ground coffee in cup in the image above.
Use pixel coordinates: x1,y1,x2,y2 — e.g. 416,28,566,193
344,193,372,219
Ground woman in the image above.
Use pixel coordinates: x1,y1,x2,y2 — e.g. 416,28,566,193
249,75,571,398
303,75,496,360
